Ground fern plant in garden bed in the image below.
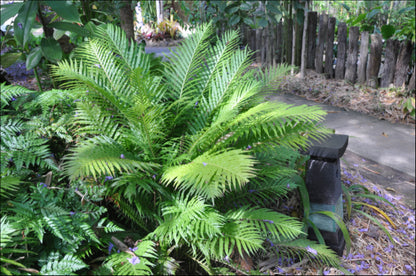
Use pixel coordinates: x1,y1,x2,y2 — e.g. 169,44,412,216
2,22,339,274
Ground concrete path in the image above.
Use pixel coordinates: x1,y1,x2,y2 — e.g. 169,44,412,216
145,47,176,60
268,92,415,207
268,93,415,178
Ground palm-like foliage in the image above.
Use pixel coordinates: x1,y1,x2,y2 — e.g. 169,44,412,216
51,23,335,273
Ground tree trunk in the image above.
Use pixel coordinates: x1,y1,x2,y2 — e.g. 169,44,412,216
324,16,336,78
155,0,164,25
345,26,359,84
335,22,347,79
37,4,54,38
380,39,399,87
357,31,369,84
315,13,328,74
366,34,383,88
306,11,317,69
80,0,92,24
300,1,309,78
394,40,413,87
120,0,134,42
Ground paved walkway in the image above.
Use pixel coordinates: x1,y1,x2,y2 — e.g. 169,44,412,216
268,92,415,207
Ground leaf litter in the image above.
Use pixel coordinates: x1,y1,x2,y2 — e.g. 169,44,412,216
276,69,415,126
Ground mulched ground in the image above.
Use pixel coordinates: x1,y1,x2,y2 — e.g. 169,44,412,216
276,69,415,126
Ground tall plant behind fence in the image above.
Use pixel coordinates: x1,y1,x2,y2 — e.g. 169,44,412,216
244,11,415,91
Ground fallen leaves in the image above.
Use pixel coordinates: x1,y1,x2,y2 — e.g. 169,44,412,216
276,69,415,126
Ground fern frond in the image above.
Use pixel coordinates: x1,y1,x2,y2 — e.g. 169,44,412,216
226,207,304,241
104,247,156,276
39,252,88,275
63,136,159,180
275,239,340,268
152,195,216,244
162,149,256,200
2,132,54,171
0,83,32,107
94,23,153,73
207,220,264,259
0,175,21,200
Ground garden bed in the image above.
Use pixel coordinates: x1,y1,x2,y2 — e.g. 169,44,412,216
275,69,415,126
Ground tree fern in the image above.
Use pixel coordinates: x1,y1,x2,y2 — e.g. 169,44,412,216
48,22,338,273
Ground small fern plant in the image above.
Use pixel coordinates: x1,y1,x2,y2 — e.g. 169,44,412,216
51,22,336,274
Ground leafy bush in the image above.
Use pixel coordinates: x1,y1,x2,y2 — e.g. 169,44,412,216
47,21,339,274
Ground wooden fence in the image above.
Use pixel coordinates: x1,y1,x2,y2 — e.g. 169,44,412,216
242,11,415,91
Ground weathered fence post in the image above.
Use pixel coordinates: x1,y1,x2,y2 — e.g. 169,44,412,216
294,8,304,66
306,11,318,69
324,17,336,78
261,27,266,64
304,134,349,256
394,40,413,87
380,39,400,87
408,66,415,91
335,22,347,79
357,31,369,84
315,13,328,73
266,26,272,66
271,24,277,67
345,26,359,84
367,34,383,88
250,28,257,52
276,21,283,64
256,28,262,63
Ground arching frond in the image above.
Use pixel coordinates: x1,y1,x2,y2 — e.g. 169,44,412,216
63,136,159,180
226,207,304,241
0,83,32,107
162,149,256,200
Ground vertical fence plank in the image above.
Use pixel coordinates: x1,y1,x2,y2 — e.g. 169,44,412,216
276,21,283,64
345,26,359,83
315,13,328,73
357,31,369,84
266,26,272,66
283,7,293,64
324,17,336,78
335,22,347,79
294,11,304,66
271,24,277,66
261,27,266,64
306,11,317,69
394,40,412,87
251,28,257,52
380,39,399,87
408,65,415,91
256,28,262,63
367,34,382,88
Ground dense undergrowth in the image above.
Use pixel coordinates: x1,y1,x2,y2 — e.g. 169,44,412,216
1,23,396,275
